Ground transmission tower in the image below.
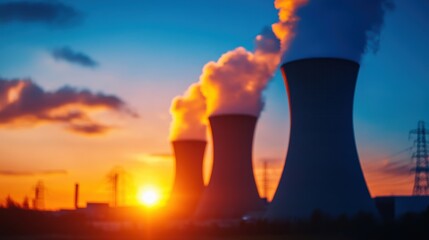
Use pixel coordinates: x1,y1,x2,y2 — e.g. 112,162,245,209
410,121,429,195
107,166,128,207
108,172,119,207
33,181,45,210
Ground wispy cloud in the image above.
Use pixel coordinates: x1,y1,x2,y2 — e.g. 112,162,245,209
0,1,83,27
0,78,137,135
131,153,173,165
363,147,414,178
380,159,413,176
0,169,67,176
52,47,98,68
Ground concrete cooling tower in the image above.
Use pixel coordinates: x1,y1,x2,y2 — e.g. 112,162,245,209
194,114,264,220
167,140,206,219
266,58,378,220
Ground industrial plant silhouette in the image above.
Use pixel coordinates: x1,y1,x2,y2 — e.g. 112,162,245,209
1,1,429,239
2,53,429,238
2,57,429,239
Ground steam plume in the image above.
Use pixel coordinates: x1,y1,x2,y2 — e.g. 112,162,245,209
169,1,304,129
272,0,308,50
169,83,207,141
279,0,394,63
198,1,305,117
199,29,281,117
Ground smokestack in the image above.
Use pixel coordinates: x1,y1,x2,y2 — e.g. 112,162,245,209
74,183,79,209
167,140,206,219
194,114,264,220
266,58,378,220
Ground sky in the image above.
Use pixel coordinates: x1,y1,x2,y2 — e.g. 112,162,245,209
0,0,428,209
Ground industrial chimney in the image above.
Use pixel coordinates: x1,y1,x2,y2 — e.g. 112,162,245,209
266,58,378,220
194,114,264,220
167,140,206,219
74,183,79,209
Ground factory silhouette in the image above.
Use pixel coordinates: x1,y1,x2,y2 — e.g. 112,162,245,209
1,0,429,239
7,57,424,224
2,36,429,240
165,57,385,223
162,57,429,224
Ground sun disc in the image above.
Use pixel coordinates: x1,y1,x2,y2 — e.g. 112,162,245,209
138,188,160,207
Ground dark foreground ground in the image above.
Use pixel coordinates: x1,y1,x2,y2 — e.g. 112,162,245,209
0,235,358,240
1,208,428,240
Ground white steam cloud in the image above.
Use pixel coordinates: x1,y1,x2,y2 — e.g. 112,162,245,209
199,28,282,117
169,83,207,141
282,0,394,63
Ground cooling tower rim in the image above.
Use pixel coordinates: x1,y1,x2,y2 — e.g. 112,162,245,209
281,57,359,68
209,113,258,120
171,139,207,144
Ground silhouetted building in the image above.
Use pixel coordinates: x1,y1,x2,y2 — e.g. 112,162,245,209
374,196,429,220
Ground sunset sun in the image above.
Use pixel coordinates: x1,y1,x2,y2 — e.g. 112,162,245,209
138,187,160,207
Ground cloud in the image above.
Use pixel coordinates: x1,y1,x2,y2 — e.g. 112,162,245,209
0,1,83,27
169,3,303,122
65,122,111,135
199,45,280,117
170,1,301,130
272,0,308,51
0,169,67,176
0,78,137,135
131,153,173,166
52,47,98,68
255,27,281,54
197,8,302,117
279,0,394,63
380,159,413,176
169,83,207,141
365,158,413,178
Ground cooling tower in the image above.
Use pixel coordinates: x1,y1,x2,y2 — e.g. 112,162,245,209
194,114,264,220
266,58,377,220
167,140,206,219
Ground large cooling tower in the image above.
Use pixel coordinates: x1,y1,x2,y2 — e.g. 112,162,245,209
266,58,377,220
167,140,206,219
194,114,264,220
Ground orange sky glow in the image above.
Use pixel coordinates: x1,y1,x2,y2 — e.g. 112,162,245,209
0,0,425,211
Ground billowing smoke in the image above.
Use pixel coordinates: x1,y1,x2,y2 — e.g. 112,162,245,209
0,78,136,135
278,0,394,63
198,0,305,117
272,0,308,50
199,29,281,117
169,83,207,141
169,1,303,129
